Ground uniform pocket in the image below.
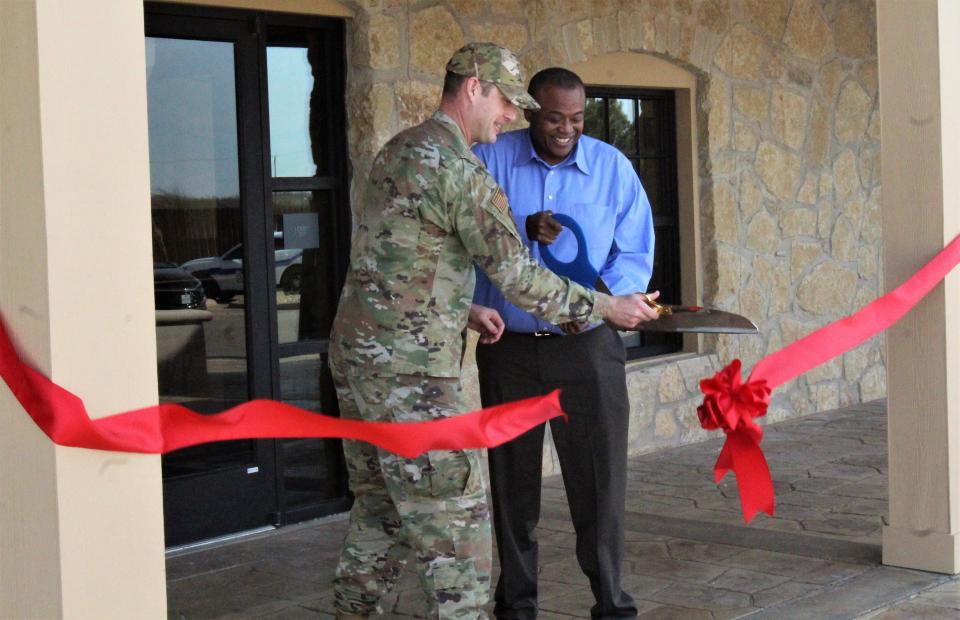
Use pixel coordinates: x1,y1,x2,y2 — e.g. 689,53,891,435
427,555,483,618
425,449,479,498
393,448,480,501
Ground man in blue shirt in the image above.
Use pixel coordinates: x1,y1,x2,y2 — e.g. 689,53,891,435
473,68,656,619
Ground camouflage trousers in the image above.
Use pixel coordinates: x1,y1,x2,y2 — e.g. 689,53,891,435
330,360,491,619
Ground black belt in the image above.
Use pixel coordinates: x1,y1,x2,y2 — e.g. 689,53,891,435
506,330,562,339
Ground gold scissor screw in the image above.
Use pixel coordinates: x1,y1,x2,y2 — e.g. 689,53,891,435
640,293,671,315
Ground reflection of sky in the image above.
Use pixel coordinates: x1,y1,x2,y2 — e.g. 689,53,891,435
267,48,316,177
146,37,239,199
145,39,317,198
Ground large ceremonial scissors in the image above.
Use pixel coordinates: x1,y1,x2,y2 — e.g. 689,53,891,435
537,213,758,334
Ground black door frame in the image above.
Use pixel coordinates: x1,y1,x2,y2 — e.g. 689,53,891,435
255,9,352,526
145,2,351,546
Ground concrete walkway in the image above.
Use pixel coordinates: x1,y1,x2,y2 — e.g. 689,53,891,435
166,400,960,619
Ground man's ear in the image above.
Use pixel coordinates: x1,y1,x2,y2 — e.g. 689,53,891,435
464,76,481,100
524,108,535,124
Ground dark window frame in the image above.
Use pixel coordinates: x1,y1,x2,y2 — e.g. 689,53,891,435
583,86,683,360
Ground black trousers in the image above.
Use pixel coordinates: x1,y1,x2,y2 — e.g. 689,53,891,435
477,326,636,620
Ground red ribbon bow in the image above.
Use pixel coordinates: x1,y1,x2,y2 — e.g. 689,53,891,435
697,233,960,523
697,360,773,522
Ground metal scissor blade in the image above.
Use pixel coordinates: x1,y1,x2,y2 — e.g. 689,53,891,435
596,277,757,334
636,306,759,334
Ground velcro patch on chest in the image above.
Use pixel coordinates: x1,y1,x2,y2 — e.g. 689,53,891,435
490,188,509,213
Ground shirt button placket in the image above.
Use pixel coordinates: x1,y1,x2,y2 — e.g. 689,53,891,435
545,168,556,205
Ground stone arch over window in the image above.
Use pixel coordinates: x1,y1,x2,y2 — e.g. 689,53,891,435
570,52,705,353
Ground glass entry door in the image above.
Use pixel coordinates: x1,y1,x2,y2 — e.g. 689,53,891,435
145,5,350,547
265,24,353,525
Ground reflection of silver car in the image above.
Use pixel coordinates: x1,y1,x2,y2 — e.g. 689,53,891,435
181,244,303,303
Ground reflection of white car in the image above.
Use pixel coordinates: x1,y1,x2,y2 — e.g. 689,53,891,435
181,244,303,303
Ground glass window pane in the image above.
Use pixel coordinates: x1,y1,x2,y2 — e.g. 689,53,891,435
648,228,673,301
635,158,664,216
638,98,663,156
278,354,344,509
583,97,606,141
146,36,255,476
267,47,320,177
610,98,637,155
273,191,337,343
146,37,239,200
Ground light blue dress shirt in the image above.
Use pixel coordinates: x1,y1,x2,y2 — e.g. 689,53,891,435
472,128,655,334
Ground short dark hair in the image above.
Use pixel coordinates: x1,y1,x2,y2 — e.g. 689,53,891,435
442,71,469,97
528,67,584,100
442,71,497,98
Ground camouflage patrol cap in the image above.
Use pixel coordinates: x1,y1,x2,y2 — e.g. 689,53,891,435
445,42,540,110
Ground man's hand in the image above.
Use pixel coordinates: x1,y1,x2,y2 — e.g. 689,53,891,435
468,304,506,344
602,291,662,330
525,211,564,244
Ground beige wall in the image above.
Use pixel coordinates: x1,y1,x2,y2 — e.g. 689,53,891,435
0,0,166,615
879,0,960,573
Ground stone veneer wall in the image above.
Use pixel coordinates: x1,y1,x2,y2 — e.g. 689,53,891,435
340,0,882,471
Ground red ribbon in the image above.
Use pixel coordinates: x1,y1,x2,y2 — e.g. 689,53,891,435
6,235,960,520
0,319,565,458
701,234,960,522
697,360,773,522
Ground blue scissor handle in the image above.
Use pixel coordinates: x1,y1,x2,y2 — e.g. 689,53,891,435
536,213,599,288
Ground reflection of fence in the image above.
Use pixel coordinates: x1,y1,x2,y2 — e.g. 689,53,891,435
151,192,242,265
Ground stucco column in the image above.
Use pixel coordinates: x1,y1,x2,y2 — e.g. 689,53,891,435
0,1,167,616
878,0,960,574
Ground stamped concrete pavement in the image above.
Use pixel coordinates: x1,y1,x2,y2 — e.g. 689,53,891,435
166,400,960,619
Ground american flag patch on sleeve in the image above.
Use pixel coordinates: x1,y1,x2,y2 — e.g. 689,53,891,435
491,188,509,213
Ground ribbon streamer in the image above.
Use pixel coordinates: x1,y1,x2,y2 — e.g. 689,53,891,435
0,319,566,458
700,234,960,522
4,235,959,520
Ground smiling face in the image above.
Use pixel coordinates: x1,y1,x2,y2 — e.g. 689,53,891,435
470,81,519,145
525,83,586,165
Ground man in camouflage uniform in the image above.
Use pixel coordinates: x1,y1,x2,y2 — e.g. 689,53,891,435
329,42,660,619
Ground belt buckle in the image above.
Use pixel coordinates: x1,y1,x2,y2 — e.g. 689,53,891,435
533,330,555,338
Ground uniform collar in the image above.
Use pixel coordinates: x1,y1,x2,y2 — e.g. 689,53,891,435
515,129,591,175
432,110,473,156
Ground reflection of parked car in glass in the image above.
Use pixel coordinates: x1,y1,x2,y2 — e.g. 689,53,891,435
180,244,303,304
154,262,207,310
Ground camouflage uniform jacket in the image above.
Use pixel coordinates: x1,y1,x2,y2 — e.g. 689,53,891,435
330,111,610,378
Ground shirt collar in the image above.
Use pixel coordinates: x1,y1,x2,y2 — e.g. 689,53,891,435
515,130,591,175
